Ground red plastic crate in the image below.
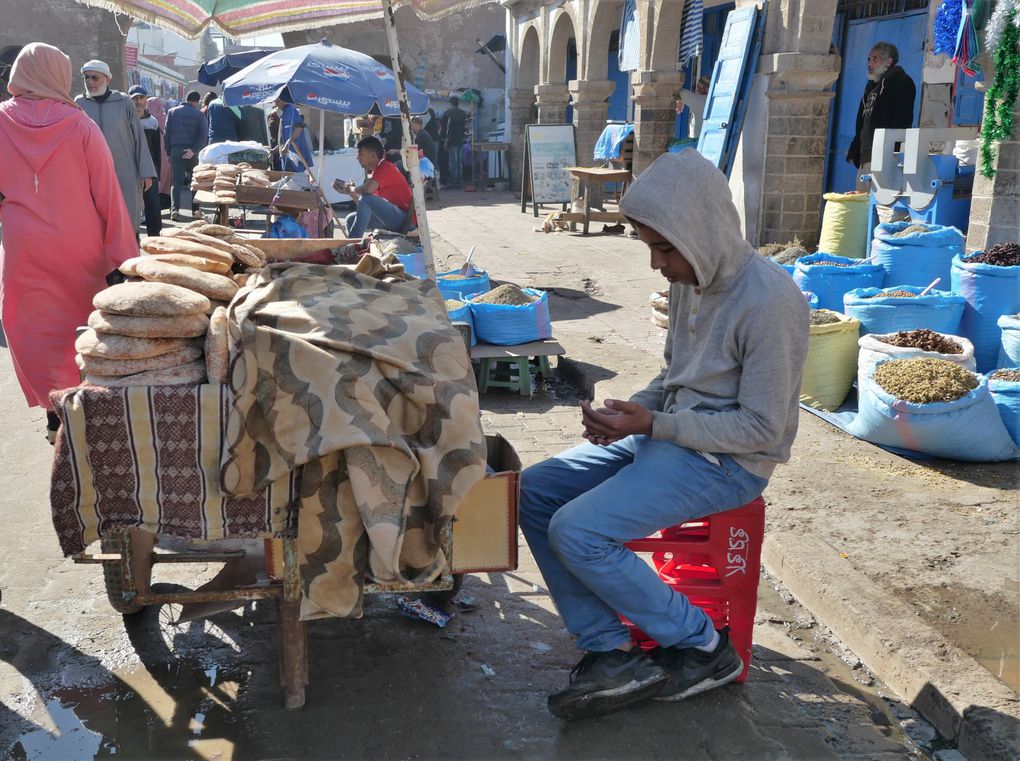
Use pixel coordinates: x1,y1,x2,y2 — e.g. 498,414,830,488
622,497,765,683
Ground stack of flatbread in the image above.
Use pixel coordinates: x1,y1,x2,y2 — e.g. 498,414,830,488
214,164,240,203
190,163,217,193
78,229,266,387
240,168,271,188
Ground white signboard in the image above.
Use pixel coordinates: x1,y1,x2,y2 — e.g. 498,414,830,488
525,124,576,205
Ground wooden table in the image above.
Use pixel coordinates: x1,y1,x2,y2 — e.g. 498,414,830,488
564,167,633,235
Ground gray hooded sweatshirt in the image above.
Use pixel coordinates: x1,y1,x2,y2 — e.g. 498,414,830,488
619,151,809,480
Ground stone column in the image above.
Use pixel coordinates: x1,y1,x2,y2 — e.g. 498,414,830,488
534,83,571,125
755,55,841,247
508,88,536,194
966,97,1020,251
631,71,685,176
570,79,616,166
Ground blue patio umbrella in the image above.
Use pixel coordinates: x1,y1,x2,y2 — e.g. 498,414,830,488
198,49,273,86
221,39,430,117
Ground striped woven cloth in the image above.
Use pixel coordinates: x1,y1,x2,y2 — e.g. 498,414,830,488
49,384,298,557
679,0,705,69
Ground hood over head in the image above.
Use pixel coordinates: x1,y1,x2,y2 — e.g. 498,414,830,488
0,97,85,183
7,42,79,109
620,150,755,293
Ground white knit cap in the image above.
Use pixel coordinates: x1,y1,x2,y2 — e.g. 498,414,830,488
80,59,112,78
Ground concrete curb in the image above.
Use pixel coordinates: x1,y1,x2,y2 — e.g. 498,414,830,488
763,531,1019,761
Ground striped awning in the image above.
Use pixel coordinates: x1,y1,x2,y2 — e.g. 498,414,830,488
74,0,498,39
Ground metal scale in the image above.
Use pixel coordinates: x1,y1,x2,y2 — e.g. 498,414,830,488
865,127,979,233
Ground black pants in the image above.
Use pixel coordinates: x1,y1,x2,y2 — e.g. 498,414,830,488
170,147,198,214
142,181,162,236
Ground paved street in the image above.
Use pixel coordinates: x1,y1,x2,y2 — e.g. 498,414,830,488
0,191,1000,759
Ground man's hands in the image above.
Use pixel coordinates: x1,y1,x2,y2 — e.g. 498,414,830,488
182,149,194,159
580,399,653,446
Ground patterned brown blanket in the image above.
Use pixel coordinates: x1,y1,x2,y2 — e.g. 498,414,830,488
221,263,486,619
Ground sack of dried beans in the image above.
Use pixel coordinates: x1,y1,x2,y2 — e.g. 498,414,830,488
842,286,965,336
987,368,1020,448
793,253,884,312
800,312,860,412
998,314,1020,369
849,357,1019,461
871,222,963,289
950,247,1020,372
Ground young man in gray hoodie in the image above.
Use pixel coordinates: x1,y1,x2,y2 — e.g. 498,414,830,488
519,150,809,721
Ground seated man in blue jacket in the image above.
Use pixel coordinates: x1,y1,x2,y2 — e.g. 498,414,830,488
164,90,207,221
519,150,810,721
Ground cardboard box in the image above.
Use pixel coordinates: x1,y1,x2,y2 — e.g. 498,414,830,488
452,434,521,574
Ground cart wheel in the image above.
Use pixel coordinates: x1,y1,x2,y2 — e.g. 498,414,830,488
426,573,464,605
101,531,153,616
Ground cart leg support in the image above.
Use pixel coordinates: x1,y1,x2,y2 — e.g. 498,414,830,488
279,538,308,710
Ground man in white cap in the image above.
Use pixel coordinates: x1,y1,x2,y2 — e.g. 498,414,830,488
75,59,155,231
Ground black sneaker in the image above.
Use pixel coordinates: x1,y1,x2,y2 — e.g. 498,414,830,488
651,628,744,701
548,649,668,721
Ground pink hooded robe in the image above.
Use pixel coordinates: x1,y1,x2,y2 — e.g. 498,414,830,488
0,97,137,408
147,96,173,196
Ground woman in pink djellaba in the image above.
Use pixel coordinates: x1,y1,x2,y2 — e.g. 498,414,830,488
0,43,136,441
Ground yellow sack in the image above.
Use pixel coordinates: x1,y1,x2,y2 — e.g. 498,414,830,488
817,192,870,259
800,313,861,411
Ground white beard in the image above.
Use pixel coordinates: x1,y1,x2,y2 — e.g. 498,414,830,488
867,63,890,82
88,84,109,98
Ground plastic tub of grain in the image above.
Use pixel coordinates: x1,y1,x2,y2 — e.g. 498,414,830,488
849,357,1019,461
842,286,965,336
469,284,552,346
799,310,860,412
437,269,491,300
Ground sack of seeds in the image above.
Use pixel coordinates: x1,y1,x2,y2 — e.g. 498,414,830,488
395,249,427,279
997,315,1020,369
951,252,1020,372
871,222,963,289
469,286,552,345
858,330,975,393
817,192,870,259
800,312,860,412
843,286,965,336
794,254,884,312
850,358,1020,461
437,269,491,301
987,369,1020,448
444,298,477,347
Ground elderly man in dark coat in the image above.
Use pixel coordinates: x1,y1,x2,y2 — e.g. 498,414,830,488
75,59,156,230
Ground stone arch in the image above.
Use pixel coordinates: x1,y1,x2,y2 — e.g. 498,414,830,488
546,8,578,85
519,23,541,90
648,0,684,72
586,0,624,81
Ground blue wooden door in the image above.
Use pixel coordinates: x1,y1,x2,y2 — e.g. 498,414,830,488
953,67,985,126
826,11,926,193
697,5,762,172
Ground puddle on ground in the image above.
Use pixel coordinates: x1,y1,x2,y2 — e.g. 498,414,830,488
901,584,1019,693
6,662,245,760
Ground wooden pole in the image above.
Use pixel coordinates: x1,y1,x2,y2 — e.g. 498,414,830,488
381,0,435,279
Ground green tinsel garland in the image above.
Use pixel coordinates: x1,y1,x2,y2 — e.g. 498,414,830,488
979,7,1019,178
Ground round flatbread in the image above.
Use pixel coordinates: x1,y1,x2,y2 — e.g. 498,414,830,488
144,253,231,276
160,228,237,256
140,236,234,267
196,224,235,239
94,282,211,317
204,299,230,315
85,360,207,388
77,342,203,376
230,243,264,269
205,307,229,384
88,310,210,339
135,259,239,302
118,256,148,276
75,328,192,360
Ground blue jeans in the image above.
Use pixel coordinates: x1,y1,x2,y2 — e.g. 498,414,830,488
344,194,407,237
519,436,767,653
169,146,197,215
447,142,463,187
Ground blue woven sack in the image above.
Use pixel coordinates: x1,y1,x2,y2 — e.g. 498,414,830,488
445,297,477,346
470,288,552,346
843,286,965,335
437,269,491,300
998,315,1020,368
849,361,1019,461
871,222,964,288
950,254,1020,372
803,291,819,309
395,249,427,279
988,371,1020,448
793,254,885,312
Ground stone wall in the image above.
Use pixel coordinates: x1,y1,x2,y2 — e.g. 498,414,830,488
966,97,1020,251
0,0,128,96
